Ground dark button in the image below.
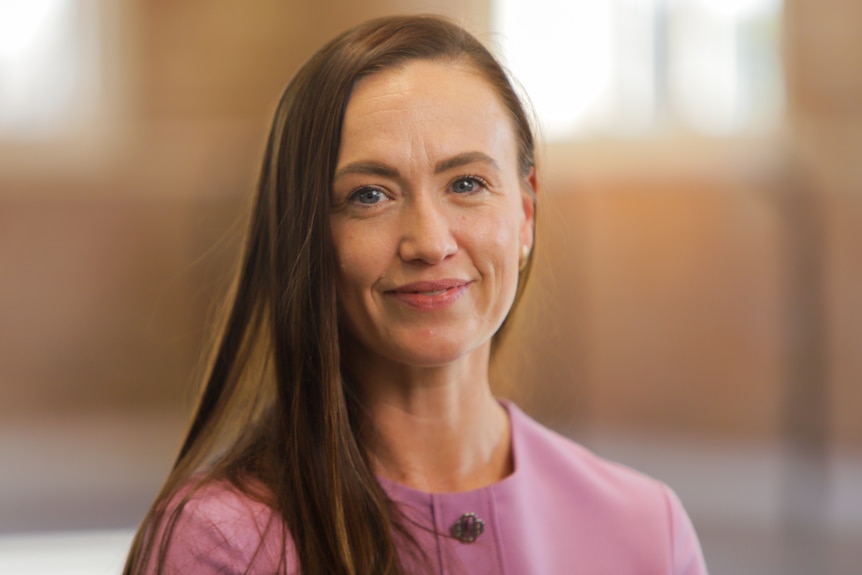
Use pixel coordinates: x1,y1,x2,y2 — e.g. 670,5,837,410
451,512,485,543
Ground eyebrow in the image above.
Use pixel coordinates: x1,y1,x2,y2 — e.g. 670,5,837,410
333,161,399,181
434,151,500,174
333,151,500,182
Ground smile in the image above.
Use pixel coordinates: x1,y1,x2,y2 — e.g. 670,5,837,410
386,279,472,311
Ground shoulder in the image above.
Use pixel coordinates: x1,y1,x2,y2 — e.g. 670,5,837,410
144,478,292,575
504,402,708,574
507,401,663,499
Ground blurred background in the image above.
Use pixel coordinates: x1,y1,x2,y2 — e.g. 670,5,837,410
0,0,859,573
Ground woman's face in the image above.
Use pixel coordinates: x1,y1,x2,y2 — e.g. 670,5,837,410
330,59,534,370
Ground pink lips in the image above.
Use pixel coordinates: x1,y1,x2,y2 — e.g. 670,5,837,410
386,278,472,310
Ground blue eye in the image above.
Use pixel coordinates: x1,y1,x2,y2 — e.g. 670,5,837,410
353,188,383,204
453,177,484,193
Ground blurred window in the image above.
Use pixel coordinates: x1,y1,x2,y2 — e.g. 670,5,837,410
493,0,784,140
0,0,94,139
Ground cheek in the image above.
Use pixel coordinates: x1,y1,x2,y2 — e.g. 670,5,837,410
332,227,362,292
333,239,377,336
465,207,522,268
336,255,370,299
332,226,389,296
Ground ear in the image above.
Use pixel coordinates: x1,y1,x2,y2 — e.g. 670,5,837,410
519,167,537,251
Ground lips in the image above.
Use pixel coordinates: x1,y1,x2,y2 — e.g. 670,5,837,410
385,279,472,310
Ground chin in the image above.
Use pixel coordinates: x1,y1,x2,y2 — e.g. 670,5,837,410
341,320,498,373
384,336,492,369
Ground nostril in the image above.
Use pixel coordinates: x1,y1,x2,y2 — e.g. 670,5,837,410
398,206,457,264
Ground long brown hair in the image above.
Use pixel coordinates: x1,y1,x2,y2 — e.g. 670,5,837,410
124,14,536,575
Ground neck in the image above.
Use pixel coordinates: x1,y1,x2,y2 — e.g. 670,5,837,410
346,342,513,493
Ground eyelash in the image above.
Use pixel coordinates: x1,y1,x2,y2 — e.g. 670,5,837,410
452,174,489,193
347,185,381,201
345,174,490,206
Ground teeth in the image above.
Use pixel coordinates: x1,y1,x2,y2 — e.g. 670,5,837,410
415,289,447,295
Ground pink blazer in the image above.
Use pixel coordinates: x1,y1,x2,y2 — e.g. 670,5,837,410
147,402,708,574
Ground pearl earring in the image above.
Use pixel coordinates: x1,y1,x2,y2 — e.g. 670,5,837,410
519,245,531,271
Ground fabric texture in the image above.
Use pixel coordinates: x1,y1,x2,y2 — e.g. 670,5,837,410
147,402,709,574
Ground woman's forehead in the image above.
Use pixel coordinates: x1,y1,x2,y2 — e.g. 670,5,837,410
338,60,519,171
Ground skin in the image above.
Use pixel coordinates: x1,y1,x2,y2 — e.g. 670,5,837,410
330,59,535,493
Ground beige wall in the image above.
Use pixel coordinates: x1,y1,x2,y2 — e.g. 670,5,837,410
0,0,859,449
785,0,862,447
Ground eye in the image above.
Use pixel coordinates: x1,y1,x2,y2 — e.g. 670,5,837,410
350,187,385,205
451,176,487,194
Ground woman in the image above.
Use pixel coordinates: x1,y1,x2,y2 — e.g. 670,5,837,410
125,15,708,575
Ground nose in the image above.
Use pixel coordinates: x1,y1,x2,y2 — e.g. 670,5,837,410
397,195,457,265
